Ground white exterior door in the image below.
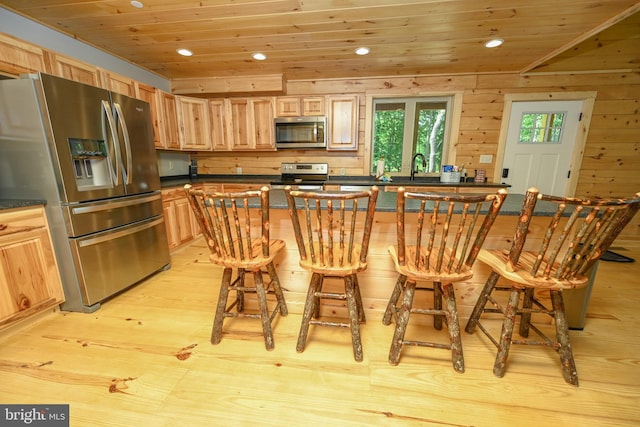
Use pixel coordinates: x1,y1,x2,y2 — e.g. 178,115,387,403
502,100,583,197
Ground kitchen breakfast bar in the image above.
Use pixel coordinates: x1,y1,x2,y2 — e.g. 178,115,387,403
159,177,599,330
0,177,600,331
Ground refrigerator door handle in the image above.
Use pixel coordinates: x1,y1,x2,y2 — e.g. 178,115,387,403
70,193,162,215
114,102,133,185
78,217,164,248
102,100,121,186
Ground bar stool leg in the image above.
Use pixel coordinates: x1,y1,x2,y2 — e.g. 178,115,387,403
352,274,366,323
493,289,521,378
297,273,323,353
345,274,363,362
389,280,416,365
253,270,275,351
465,271,500,333
434,281,443,330
312,275,324,319
551,291,579,386
267,262,288,316
519,288,535,337
236,269,245,312
211,267,233,345
443,283,464,373
383,275,406,325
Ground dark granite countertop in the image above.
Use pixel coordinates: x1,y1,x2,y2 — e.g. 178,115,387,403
0,199,47,211
266,188,546,216
160,174,564,216
161,174,507,189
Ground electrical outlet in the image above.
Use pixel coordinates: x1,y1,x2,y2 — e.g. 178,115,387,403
479,154,493,164
340,168,346,176
236,167,242,175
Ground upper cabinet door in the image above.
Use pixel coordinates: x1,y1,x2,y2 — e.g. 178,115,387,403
100,70,137,97
45,51,101,86
275,96,301,117
251,98,276,151
176,96,212,151
302,96,326,116
327,95,359,151
208,99,229,151
158,91,181,150
135,83,162,148
0,34,46,77
275,95,326,117
226,98,252,150
225,98,275,151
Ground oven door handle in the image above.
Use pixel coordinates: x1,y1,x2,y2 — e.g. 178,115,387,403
298,185,324,191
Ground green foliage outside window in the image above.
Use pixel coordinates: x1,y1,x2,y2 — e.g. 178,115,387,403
373,109,405,173
372,98,449,175
519,112,565,143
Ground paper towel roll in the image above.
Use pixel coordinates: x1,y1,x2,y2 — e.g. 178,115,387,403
376,158,385,177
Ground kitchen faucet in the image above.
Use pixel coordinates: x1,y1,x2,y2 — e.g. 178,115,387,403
411,153,427,181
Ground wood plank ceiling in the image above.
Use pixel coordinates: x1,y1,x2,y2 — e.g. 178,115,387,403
2,0,639,81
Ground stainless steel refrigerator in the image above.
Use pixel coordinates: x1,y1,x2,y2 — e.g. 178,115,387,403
0,73,170,312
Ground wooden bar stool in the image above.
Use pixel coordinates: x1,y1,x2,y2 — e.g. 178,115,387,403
284,186,378,362
465,187,640,385
184,184,288,351
383,187,507,372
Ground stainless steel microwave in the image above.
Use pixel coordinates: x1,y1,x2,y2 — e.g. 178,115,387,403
275,116,326,149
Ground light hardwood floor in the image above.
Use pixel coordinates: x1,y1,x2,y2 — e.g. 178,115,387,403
1,239,639,427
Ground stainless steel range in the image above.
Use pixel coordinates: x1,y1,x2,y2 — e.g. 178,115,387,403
270,162,328,190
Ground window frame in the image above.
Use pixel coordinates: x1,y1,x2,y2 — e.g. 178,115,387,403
365,92,462,178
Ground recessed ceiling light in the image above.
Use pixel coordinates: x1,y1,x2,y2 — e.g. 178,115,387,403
176,48,193,57
252,53,267,60
130,0,144,8
355,47,370,55
484,38,504,48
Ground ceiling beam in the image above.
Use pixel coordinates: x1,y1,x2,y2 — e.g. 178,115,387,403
171,74,287,96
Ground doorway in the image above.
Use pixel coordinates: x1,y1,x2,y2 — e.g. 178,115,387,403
494,92,596,197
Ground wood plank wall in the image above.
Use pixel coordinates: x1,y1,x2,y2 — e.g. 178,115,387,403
193,71,640,240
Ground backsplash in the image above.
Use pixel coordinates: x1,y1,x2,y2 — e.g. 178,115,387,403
157,152,191,177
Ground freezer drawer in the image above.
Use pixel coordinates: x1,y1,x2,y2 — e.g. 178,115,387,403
63,191,163,237
68,216,170,307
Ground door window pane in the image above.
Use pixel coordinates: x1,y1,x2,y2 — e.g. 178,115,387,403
519,112,565,143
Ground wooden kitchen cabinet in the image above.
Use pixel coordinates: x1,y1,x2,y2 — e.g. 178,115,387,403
275,96,325,117
0,205,64,330
327,95,359,151
177,96,212,151
0,33,47,77
208,99,229,151
252,98,276,150
222,183,268,192
136,82,162,148
225,97,276,151
161,188,202,251
302,96,326,116
158,91,181,150
100,69,137,97
275,96,301,117
226,98,251,150
45,51,101,86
